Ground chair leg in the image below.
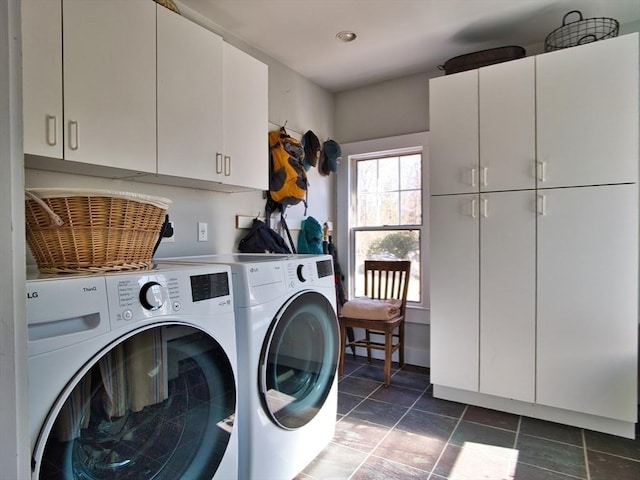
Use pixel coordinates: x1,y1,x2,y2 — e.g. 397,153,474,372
383,329,392,387
339,322,346,377
347,326,356,358
365,329,372,363
399,322,405,368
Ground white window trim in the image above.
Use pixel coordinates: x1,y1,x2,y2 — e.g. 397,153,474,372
337,132,430,325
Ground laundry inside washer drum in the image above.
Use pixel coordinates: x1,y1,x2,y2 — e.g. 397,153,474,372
38,326,235,480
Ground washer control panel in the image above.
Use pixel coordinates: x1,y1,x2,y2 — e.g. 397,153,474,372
104,264,233,329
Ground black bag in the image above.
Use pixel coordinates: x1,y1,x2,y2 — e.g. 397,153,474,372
238,219,291,254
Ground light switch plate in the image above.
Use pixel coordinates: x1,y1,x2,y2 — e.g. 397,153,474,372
198,222,208,242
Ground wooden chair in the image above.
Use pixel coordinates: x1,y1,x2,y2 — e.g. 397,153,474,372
338,260,411,386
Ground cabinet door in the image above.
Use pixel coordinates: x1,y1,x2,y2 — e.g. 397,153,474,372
479,57,535,192
537,34,639,188
430,194,479,391
479,191,536,402
429,70,479,195
63,0,156,172
157,6,223,181
22,0,63,158
537,184,638,421
223,43,269,190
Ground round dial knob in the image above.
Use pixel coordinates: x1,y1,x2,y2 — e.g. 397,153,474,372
296,264,306,282
139,281,165,310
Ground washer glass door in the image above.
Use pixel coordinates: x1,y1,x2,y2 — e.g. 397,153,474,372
36,324,235,480
259,291,339,429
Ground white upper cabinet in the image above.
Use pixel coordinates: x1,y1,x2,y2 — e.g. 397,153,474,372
430,56,536,195
222,43,269,191
157,6,223,182
22,1,269,191
536,34,639,188
479,57,535,192
62,0,156,173
429,70,478,196
22,0,63,158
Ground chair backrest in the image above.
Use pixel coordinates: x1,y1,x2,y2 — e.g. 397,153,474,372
363,260,411,316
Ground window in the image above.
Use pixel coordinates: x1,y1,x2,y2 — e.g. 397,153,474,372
351,150,423,303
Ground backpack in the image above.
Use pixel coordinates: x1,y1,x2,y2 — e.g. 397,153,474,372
268,128,308,208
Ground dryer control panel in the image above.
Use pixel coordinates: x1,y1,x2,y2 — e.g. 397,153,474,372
284,256,334,291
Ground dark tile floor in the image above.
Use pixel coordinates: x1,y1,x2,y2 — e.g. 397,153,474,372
296,356,640,480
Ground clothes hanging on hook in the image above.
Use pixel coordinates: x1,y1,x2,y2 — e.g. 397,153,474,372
297,216,323,254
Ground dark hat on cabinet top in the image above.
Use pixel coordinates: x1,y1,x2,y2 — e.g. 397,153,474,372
318,139,341,176
302,130,321,171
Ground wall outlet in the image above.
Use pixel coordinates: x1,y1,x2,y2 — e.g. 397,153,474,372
198,222,208,242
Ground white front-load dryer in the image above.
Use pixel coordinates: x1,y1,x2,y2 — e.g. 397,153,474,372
26,263,239,480
163,254,339,480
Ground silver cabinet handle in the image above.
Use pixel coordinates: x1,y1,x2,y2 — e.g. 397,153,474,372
481,198,488,218
68,120,79,151
537,194,547,215
46,115,57,146
480,166,488,186
216,153,223,174
470,167,477,187
224,155,231,176
470,198,477,218
536,161,547,182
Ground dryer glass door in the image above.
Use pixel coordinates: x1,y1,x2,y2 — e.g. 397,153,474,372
259,291,339,429
35,324,236,480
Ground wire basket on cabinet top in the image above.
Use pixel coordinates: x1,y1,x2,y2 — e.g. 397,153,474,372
545,10,619,52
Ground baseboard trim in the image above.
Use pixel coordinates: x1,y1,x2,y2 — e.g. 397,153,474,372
434,384,636,439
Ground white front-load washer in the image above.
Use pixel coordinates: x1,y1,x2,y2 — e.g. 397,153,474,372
163,254,339,480
26,263,239,480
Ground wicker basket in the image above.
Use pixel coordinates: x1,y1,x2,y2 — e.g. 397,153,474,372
545,10,619,52
25,189,172,274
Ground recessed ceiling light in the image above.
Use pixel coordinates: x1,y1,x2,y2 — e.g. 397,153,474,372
336,31,357,42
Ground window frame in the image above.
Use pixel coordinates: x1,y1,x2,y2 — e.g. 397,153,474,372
351,150,423,303
336,132,430,324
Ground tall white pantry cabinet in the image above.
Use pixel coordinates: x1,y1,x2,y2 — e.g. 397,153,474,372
429,33,639,438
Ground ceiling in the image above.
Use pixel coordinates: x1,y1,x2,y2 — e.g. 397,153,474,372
176,0,640,92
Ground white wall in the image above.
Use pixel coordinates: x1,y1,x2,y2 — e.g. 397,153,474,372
25,155,335,260
335,70,437,144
